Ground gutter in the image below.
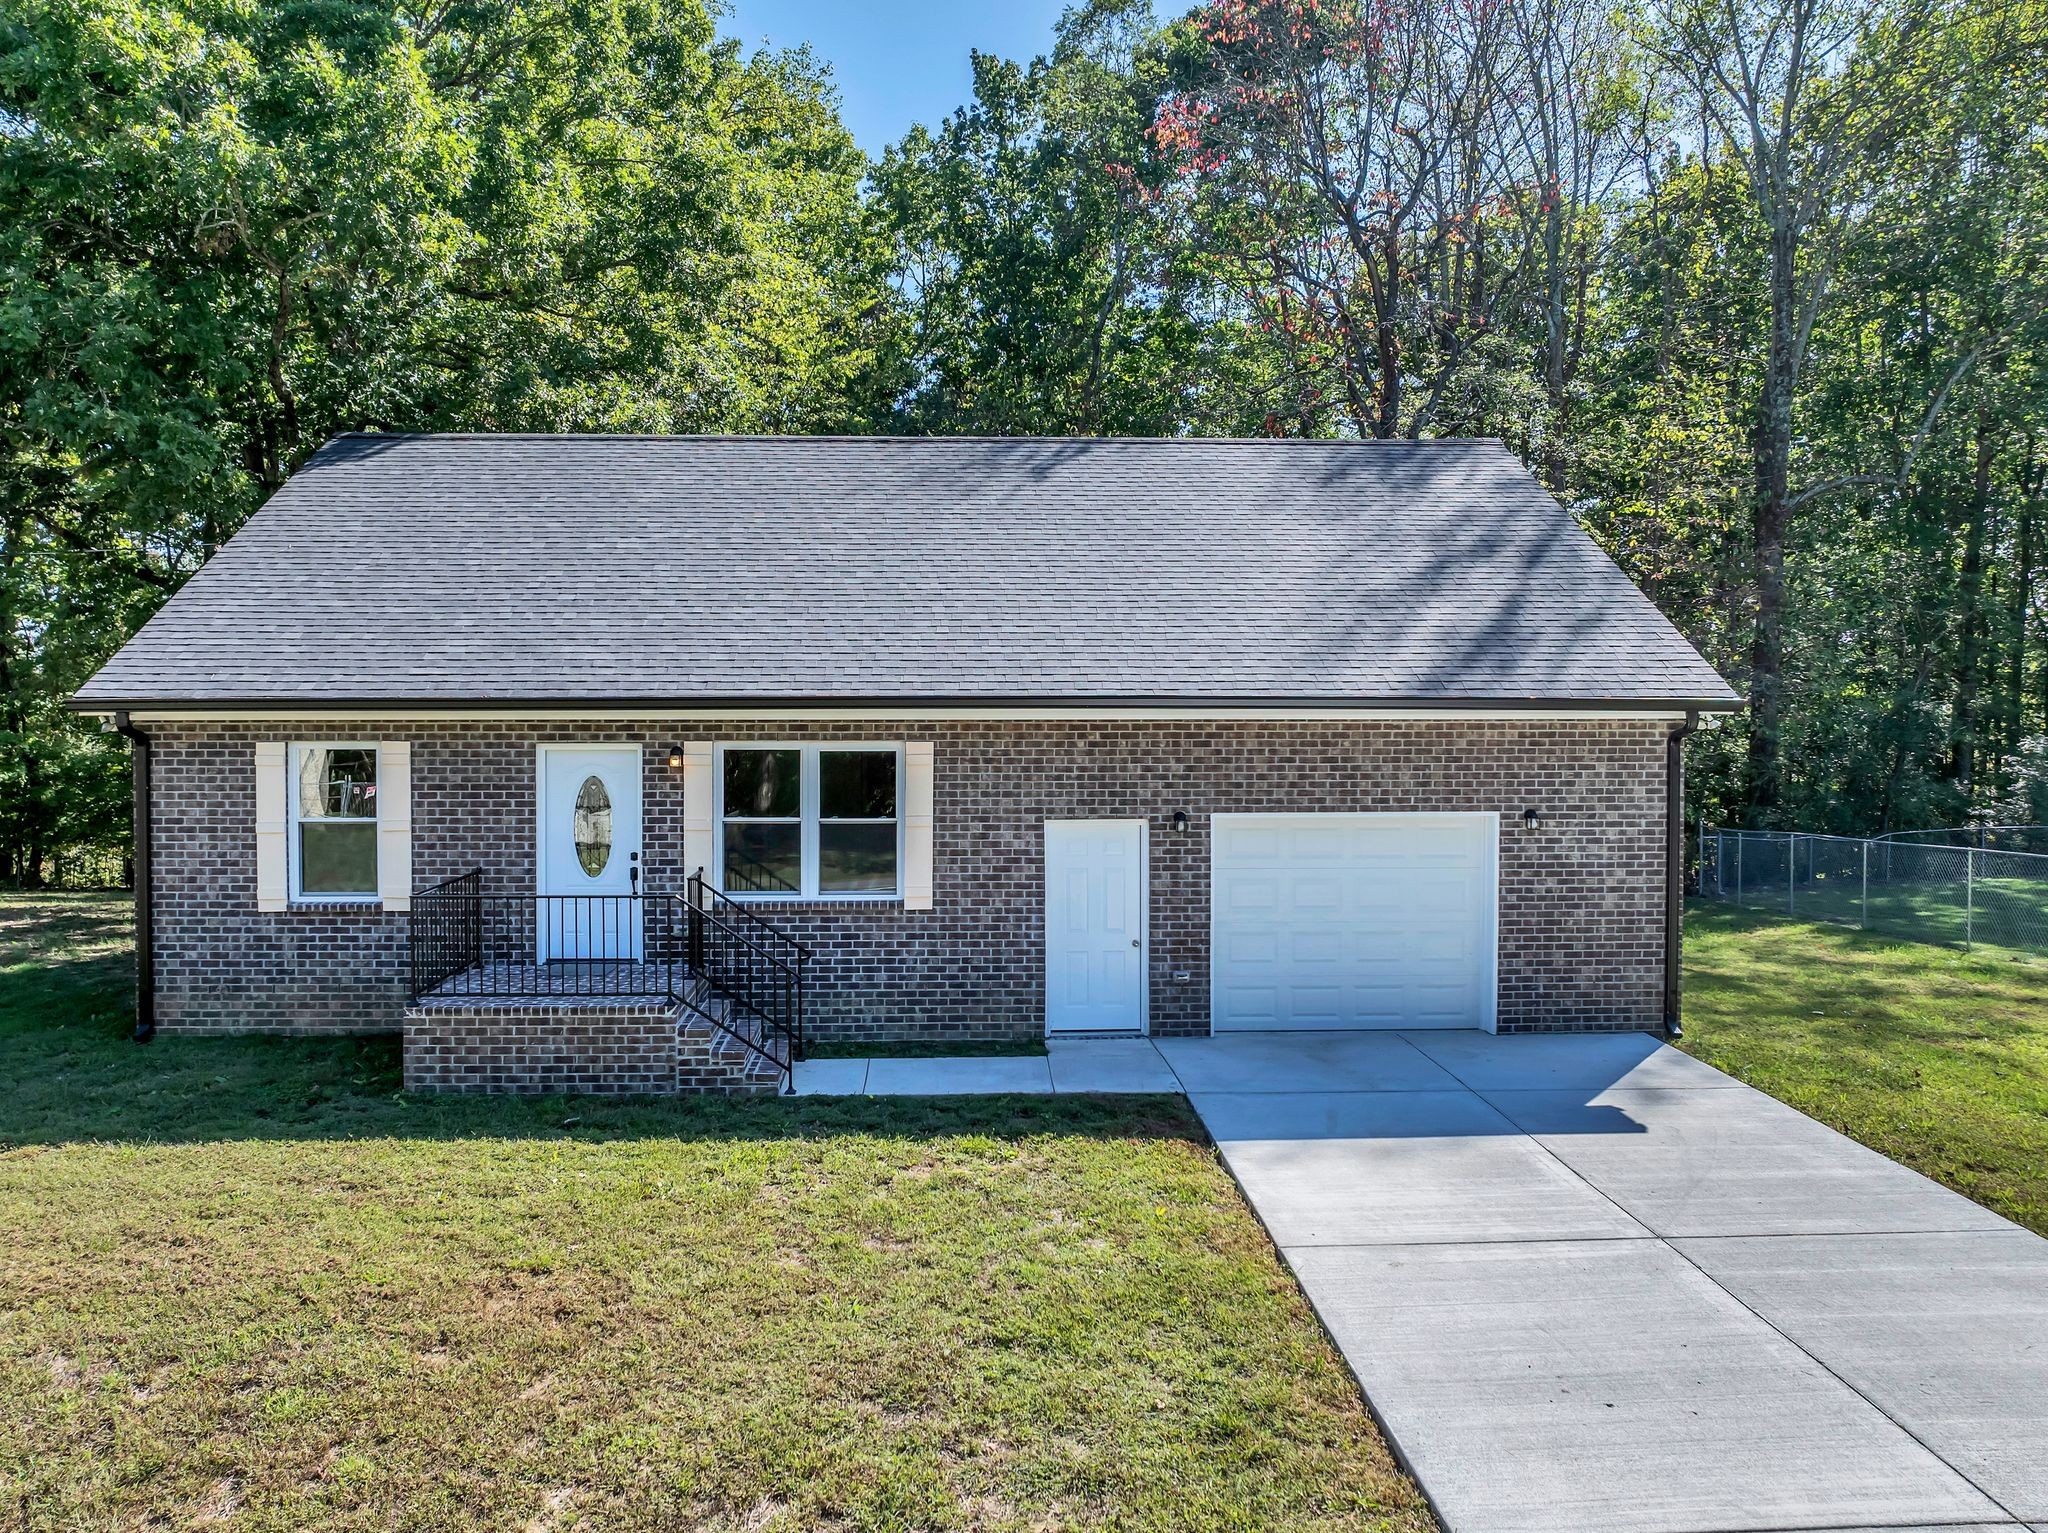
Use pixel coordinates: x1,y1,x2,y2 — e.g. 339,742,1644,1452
68,692,1747,717
111,712,155,1042
1663,710,1700,1039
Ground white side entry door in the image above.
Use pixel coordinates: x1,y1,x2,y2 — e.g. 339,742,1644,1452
1044,818,1147,1034
537,746,643,962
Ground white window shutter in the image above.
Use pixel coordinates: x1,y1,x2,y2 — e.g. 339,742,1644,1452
682,742,715,884
377,741,412,911
254,742,288,911
904,741,934,911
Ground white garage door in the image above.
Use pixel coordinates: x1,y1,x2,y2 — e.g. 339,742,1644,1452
1211,813,1497,1031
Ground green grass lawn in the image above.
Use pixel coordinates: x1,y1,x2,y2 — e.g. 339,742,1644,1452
1705,875,2048,955
1682,905,2048,1235
0,894,1431,1533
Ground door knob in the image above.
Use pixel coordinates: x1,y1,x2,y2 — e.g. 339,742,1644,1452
1131,938,1140,948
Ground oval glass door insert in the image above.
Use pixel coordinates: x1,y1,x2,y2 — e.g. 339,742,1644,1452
572,775,613,877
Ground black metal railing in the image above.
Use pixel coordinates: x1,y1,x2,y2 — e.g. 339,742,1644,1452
687,868,808,1062
409,870,484,998
407,871,808,1081
409,876,690,1002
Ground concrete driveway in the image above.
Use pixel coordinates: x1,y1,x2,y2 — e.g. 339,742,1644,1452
1170,1030,2048,1533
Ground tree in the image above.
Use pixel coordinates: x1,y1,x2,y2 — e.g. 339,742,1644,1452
870,1,1277,434
0,0,893,879
1647,0,1984,816
1151,0,1586,439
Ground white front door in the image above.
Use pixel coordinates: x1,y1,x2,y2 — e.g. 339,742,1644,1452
537,746,643,962
1210,812,1497,1031
1044,819,1147,1034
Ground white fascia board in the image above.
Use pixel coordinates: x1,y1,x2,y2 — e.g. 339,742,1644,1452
115,705,1695,724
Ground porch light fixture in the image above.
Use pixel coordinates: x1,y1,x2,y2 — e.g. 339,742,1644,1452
1172,809,1190,833
666,745,684,770
1521,807,1544,833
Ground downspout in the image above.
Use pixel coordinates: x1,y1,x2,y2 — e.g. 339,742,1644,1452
112,711,155,1042
1663,710,1699,1039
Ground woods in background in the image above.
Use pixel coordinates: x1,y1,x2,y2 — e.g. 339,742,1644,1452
4,0,2046,881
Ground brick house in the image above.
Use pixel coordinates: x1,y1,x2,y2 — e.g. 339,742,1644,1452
72,434,1739,1094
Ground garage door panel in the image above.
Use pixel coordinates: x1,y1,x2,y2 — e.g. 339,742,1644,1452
1290,877,1344,913
1212,813,1495,1032
1289,929,1343,964
1225,876,1280,912
1355,932,1413,963
1223,929,1278,965
1406,930,1469,964
1291,987,1346,1023
1221,825,1283,860
1220,983,1280,1018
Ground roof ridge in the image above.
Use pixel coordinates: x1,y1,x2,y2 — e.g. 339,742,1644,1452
321,431,1507,447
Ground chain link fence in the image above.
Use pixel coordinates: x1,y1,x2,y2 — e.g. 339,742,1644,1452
0,845,132,892
1871,824,2048,855
1698,828,2048,956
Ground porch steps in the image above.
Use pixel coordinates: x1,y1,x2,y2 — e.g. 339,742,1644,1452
677,980,791,1096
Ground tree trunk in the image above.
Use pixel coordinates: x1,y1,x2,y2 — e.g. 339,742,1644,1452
1743,226,1800,822
1999,497,2030,785
1950,413,1997,799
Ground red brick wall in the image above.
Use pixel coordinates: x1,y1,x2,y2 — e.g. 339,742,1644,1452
402,999,678,1094
144,716,1672,1039
399,997,784,1095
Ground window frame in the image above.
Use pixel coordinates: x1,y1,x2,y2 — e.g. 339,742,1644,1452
289,742,382,904
714,743,904,902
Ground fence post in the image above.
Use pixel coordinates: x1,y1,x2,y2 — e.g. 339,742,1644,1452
1966,847,1976,952
1861,839,1869,930
1736,835,1744,905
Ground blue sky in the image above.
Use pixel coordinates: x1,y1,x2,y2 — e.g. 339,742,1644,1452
721,0,1072,154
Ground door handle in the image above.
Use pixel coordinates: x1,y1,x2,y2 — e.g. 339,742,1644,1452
1131,938,1140,948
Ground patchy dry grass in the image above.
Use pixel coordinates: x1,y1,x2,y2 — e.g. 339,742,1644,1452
0,894,1431,1533
1682,906,2048,1235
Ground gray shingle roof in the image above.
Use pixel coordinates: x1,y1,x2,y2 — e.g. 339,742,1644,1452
73,434,1739,710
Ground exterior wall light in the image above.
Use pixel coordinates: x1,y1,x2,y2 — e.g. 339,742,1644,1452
1172,809,1190,832
666,745,684,770
1521,807,1544,832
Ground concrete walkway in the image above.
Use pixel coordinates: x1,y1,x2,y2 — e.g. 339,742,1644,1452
790,1037,1180,1096
793,1030,2048,1533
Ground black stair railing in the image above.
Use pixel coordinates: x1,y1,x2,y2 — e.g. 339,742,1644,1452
406,872,806,1083
687,868,808,1062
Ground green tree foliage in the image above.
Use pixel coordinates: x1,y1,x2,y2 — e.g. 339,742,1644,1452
870,1,1277,434
0,0,892,881
4,0,2047,873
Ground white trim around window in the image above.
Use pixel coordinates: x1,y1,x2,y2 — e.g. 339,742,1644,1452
714,743,905,901
288,742,383,903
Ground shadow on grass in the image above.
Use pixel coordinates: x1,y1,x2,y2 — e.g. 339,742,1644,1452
0,896,1195,1150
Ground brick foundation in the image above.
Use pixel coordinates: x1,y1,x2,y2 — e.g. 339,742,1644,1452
401,994,785,1095
145,716,1673,1041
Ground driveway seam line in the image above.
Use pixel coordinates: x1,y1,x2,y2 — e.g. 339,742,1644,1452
1272,1224,2007,1249
1661,1519,2018,1533
1150,1038,1192,1096
1276,1234,1665,1250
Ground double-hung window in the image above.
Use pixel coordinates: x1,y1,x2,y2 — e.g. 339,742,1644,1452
718,745,901,898
291,745,379,900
